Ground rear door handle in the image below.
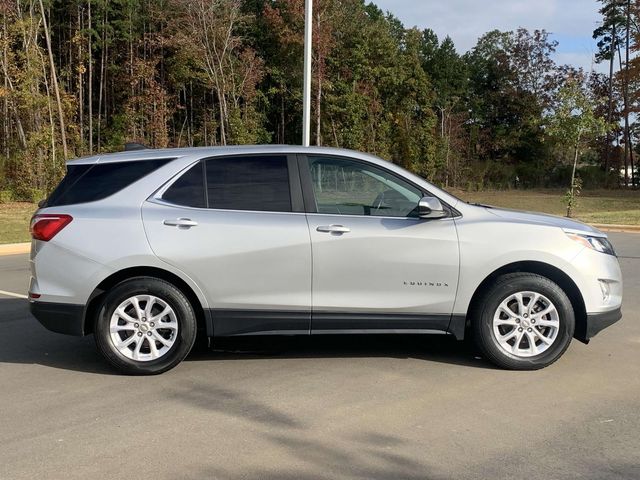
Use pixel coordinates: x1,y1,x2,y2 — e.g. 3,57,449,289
163,218,198,228
316,224,350,234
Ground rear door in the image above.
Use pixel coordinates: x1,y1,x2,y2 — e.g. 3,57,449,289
142,154,312,335
300,154,460,333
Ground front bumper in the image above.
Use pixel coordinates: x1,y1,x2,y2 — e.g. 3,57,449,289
30,301,85,336
582,307,622,342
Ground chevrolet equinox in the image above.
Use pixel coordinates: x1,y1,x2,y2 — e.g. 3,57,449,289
28,146,623,374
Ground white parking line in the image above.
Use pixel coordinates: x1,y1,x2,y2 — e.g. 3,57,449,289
0,289,28,299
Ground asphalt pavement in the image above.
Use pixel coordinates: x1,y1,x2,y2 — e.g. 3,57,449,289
0,233,639,480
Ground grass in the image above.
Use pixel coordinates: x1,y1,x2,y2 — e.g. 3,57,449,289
454,189,640,226
0,202,36,244
0,189,639,244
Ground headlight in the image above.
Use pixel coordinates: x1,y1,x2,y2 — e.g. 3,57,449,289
565,232,616,256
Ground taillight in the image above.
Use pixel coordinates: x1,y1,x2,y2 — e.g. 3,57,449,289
30,214,73,241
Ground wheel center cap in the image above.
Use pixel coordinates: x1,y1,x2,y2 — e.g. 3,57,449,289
140,323,149,333
521,318,530,328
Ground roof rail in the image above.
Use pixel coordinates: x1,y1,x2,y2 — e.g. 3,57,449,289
124,142,149,151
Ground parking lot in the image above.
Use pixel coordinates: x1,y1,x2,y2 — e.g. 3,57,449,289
0,232,638,480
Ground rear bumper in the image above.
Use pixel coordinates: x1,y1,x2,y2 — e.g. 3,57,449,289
582,307,622,342
30,301,85,336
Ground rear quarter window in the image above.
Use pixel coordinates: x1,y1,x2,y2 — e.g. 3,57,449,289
161,162,206,208
44,158,173,207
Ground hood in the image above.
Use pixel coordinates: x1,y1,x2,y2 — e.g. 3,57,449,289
484,206,605,236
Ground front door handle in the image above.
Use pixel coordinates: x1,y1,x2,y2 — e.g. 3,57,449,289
163,218,198,228
316,224,350,234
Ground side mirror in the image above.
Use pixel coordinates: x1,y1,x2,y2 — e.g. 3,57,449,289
418,196,446,219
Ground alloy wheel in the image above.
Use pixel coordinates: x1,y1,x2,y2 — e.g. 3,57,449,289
492,291,560,358
109,295,179,361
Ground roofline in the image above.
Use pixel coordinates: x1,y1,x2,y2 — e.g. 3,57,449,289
66,145,372,165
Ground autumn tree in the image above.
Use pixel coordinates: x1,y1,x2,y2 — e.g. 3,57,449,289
1,0,637,200
421,31,468,186
547,75,609,216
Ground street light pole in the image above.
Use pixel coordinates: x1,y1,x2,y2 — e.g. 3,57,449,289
302,0,313,147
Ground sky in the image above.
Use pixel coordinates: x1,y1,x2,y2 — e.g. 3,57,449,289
373,0,606,73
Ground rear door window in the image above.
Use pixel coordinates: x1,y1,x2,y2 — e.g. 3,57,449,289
45,158,172,207
205,155,291,212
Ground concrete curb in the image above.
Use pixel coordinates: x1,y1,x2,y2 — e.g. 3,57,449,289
0,243,30,256
591,224,640,233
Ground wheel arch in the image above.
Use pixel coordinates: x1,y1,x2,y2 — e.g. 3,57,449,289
465,261,588,343
83,266,211,337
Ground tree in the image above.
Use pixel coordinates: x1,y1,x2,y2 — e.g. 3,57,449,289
593,0,625,174
39,0,68,161
1,0,637,199
547,76,609,217
421,31,468,186
180,0,266,145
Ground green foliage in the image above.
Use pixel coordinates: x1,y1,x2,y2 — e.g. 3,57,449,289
547,77,609,151
547,75,610,214
0,0,630,199
593,0,626,63
0,190,13,204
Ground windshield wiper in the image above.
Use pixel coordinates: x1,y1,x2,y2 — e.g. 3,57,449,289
467,201,494,208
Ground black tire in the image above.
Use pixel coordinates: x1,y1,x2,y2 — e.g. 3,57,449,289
472,273,575,370
94,277,197,375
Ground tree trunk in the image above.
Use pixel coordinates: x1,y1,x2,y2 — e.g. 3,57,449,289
216,87,226,145
617,43,629,186
88,0,93,153
280,82,285,144
625,0,635,188
39,0,68,161
189,81,194,146
97,0,108,151
604,20,616,177
2,12,9,159
38,48,56,169
315,73,322,146
78,4,84,155
568,143,580,218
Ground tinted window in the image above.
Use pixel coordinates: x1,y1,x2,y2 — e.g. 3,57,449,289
45,158,172,207
309,156,422,217
162,162,206,208
205,156,291,212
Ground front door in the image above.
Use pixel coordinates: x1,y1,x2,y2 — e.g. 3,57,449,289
302,155,459,333
142,154,312,335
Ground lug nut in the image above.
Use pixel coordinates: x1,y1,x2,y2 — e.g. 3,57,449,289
518,327,523,332
134,323,139,328
137,332,143,336
150,322,155,327
523,313,528,318
515,319,520,323
531,319,536,324
147,331,152,336
142,317,146,322
527,328,532,332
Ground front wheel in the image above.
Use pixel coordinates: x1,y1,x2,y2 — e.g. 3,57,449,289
472,273,575,370
94,277,197,375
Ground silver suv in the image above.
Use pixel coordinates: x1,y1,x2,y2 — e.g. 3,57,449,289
29,146,623,374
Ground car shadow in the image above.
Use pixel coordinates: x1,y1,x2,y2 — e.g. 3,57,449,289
0,298,115,375
0,297,495,374
187,333,495,370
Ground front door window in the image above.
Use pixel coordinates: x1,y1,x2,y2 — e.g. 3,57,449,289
308,156,422,217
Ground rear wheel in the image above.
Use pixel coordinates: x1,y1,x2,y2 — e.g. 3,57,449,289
472,273,575,370
94,277,197,375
